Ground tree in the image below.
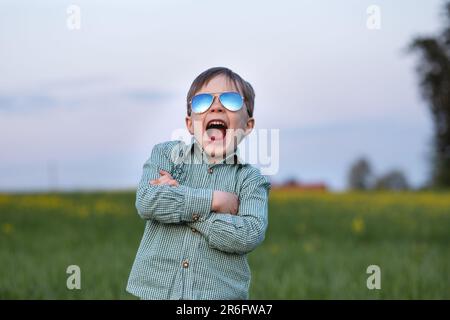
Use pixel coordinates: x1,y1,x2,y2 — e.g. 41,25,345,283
409,2,450,188
374,170,409,191
348,158,373,190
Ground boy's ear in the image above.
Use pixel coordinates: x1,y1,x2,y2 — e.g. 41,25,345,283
244,117,255,136
185,116,194,135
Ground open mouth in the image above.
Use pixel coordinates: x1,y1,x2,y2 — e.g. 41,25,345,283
205,119,228,141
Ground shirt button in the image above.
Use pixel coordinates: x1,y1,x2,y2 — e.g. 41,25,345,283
192,214,199,221
182,260,189,268
191,227,197,233
208,168,213,174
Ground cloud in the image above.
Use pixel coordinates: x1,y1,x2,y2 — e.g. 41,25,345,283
42,75,114,90
126,90,173,103
0,83,173,113
0,94,58,112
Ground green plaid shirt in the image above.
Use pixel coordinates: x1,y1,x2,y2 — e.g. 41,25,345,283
126,138,271,300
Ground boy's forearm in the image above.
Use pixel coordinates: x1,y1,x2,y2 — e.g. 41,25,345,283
186,213,267,255
136,183,213,224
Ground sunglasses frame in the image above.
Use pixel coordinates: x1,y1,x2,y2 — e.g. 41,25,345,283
189,91,251,116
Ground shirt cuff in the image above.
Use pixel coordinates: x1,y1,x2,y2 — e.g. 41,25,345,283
181,186,213,222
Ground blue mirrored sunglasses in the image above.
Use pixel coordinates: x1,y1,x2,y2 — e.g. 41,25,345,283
190,92,249,115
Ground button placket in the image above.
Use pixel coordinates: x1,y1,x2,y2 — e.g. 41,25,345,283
182,227,200,299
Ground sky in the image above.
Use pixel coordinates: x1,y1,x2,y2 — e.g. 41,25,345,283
0,0,446,191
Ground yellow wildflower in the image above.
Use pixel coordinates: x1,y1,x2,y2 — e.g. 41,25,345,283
351,217,365,234
1,223,14,235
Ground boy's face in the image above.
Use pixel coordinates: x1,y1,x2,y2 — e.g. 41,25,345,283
185,74,254,160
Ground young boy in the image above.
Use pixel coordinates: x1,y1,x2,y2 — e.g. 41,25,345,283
126,67,271,300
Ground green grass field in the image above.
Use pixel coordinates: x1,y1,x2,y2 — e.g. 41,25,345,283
0,190,449,299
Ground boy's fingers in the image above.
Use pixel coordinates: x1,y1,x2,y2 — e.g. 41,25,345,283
168,180,179,187
159,170,172,178
159,175,171,184
151,172,178,186
152,176,179,187
150,176,166,185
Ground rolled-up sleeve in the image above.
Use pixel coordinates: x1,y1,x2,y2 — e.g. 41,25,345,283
189,173,270,254
136,143,213,224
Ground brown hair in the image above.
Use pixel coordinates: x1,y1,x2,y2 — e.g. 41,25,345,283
186,67,255,117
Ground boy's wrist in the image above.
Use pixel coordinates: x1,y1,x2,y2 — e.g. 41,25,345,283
183,187,214,222
211,191,218,212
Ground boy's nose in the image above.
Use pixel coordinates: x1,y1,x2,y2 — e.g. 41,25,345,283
209,96,225,113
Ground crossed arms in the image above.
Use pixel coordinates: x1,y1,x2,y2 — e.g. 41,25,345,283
135,143,270,255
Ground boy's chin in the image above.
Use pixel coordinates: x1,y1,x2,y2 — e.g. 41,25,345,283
202,142,237,161
203,143,226,158
199,134,239,160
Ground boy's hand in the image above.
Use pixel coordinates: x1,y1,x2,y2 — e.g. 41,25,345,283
150,170,179,187
212,191,239,215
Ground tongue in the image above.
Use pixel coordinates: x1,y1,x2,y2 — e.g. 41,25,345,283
206,128,225,140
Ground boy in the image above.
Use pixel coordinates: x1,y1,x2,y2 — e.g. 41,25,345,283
126,67,271,300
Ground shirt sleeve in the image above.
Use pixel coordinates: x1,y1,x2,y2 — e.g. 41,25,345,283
188,172,271,255
135,142,213,224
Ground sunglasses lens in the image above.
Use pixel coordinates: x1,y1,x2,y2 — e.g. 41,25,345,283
191,94,213,113
219,92,243,111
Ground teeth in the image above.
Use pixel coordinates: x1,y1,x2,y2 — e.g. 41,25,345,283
208,120,226,127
